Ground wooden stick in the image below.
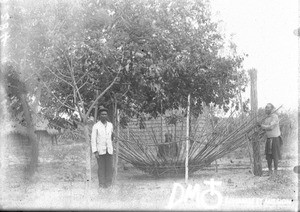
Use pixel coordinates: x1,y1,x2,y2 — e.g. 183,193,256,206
249,69,262,176
185,94,190,184
114,109,120,181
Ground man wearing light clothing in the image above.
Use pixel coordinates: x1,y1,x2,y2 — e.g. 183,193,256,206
91,106,114,188
258,103,283,176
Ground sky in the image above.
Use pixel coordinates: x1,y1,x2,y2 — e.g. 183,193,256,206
210,0,298,110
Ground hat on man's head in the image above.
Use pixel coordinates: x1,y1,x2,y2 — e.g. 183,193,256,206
98,106,108,113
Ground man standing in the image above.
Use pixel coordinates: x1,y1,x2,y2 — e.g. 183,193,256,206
91,106,114,188
258,103,282,176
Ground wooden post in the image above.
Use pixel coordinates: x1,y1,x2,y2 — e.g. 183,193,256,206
211,110,218,173
185,94,191,184
238,85,253,174
249,69,262,176
206,104,218,173
113,98,117,179
114,109,120,181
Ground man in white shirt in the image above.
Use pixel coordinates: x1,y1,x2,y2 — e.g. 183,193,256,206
258,103,283,175
91,106,114,188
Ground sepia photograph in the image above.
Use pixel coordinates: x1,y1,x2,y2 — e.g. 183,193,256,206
0,0,298,211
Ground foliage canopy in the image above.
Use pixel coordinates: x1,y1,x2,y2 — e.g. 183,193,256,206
5,0,248,123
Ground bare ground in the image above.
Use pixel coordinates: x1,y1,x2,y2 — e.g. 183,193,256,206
0,140,298,211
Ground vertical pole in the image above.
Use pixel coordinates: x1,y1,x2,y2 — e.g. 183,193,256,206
113,97,117,180
94,90,99,122
209,107,218,173
161,115,163,143
239,87,253,174
126,124,130,171
185,94,191,184
83,123,91,189
161,100,163,143
249,69,262,176
114,109,120,181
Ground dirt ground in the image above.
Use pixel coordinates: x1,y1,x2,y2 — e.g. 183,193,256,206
0,138,298,211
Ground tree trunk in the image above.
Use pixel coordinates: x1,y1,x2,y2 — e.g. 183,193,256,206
0,70,6,170
94,90,99,121
249,69,262,176
20,93,39,177
32,80,42,125
82,121,92,205
83,123,92,187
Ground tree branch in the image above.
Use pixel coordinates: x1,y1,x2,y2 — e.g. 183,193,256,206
55,67,72,79
78,79,89,91
61,51,86,118
74,100,85,122
76,69,90,84
63,51,73,75
24,73,36,83
57,94,73,111
45,66,73,87
120,84,131,97
72,76,86,117
64,52,87,119
86,70,121,117
39,77,76,111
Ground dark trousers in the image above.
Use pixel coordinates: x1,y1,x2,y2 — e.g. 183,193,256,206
266,154,278,171
265,137,282,171
96,152,113,187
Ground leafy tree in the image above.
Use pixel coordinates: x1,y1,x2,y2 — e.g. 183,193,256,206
97,0,247,118
4,0,249,185
3,0,49,176
4,0,119,181
28,0,121,183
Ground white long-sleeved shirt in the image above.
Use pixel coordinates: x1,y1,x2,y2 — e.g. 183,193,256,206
91,121,113,155
261,113,281,138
